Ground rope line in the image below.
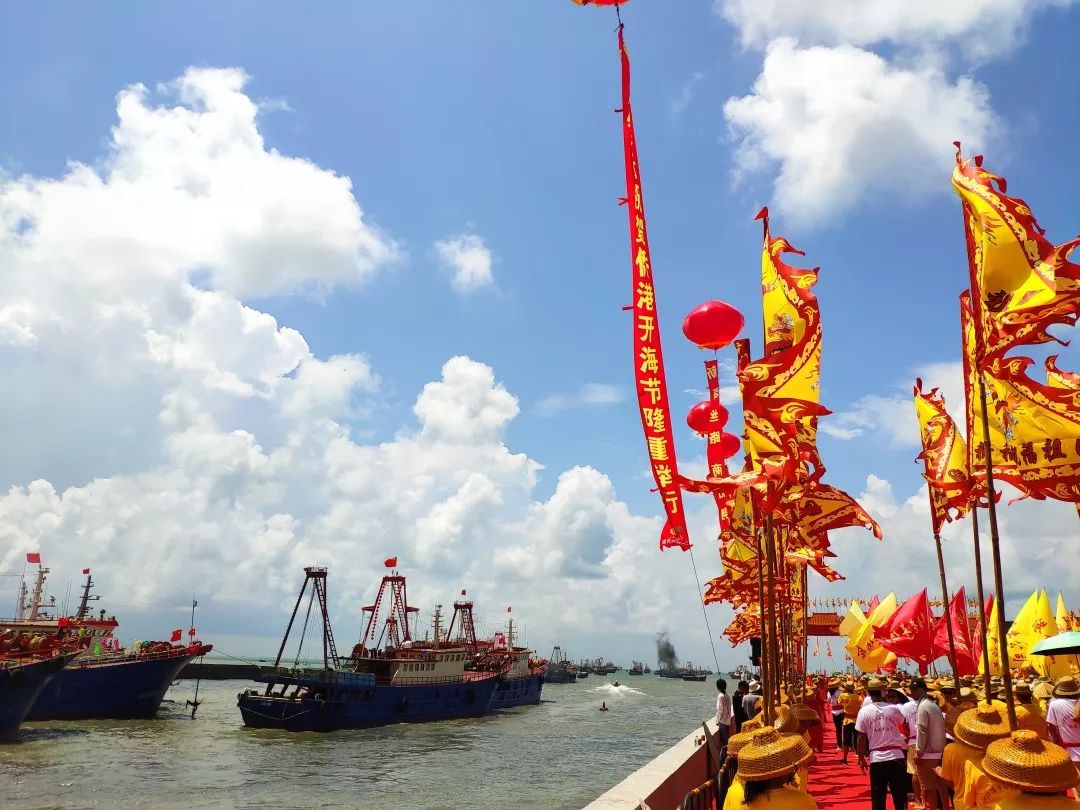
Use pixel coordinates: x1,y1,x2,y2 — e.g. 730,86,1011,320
689,546,721,676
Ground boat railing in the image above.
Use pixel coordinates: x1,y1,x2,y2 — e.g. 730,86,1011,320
65,643,208,668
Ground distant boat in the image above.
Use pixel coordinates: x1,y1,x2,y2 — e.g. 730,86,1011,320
680,662,709,682
542,645,577,684
628,661,644,676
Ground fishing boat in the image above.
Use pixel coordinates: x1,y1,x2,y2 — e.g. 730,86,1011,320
679,662,709,682
628,661,644,675
238,566,504,731
6,563,212,721
542,645,577,684
440,597,546,709
0,635,77,741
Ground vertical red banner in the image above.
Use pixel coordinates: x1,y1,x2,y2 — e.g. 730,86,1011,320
619,26,688,551
704,360,727,480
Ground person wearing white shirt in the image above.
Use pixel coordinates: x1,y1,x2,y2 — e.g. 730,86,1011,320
715,678,733,745
1045,675,1080,764
855,679,910,810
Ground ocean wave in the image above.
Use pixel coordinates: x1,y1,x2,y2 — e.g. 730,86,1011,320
589,683,644,697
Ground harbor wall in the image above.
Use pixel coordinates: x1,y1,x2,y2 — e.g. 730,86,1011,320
585,717,719,809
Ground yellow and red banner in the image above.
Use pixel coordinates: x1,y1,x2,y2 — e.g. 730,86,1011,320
619,26,688,550
704,359,728,480
952,147,1080,367
914,379,973,532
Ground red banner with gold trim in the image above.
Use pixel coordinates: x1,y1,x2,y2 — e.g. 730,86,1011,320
704,359,728,480
619,26,688,550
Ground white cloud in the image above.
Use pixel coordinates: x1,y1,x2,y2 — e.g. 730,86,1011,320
434,233,494,294
724,39,996,225
716,0,1076,61
0,61,705,662
535,383,624,417
672,72,704,115
821,361,963,445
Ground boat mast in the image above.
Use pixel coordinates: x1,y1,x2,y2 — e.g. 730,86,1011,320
432,605,443,646
15,578,28,620
75,570,99,620
28,565,49,620
507,617,515,649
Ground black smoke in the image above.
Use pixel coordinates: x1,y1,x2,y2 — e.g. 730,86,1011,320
655,631,679,670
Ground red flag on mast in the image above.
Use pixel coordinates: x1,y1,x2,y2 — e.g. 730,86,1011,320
383,557,397,568
170,629,182,642
879,588,936,673
26,552,41,564
932,586,978,675
82,568,91,575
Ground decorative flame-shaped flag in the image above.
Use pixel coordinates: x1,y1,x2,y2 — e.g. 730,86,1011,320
825,641,832,658
878,588,936,674
932,586,978,676
384,557,398,568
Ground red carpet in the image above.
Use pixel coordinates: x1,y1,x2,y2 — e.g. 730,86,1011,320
807,718,872,808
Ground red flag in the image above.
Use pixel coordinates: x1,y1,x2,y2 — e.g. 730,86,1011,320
82,568,91,575
619,25,688,551
384,557,397,568
188,627,196,637
506,606,512,613
460,589,466,597
170,629,182,642
932,586,978,675
26,552,41,564
879,588,936,673
868,595,880,613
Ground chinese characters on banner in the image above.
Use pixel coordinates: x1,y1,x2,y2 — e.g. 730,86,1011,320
619,26,688,550
704,360,727,479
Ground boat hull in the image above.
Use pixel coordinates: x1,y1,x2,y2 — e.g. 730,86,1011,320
490,672,544,709
27,649,201,720
1,653,75,740
238,671,501,731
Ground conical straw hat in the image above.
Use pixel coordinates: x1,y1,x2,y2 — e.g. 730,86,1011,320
983,730,1080,793
737,727,813,783
954,705,1011,751
727,730,755,756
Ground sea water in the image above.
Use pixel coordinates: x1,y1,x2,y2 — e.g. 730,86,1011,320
2,672,718,809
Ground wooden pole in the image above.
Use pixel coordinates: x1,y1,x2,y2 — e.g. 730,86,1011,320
764,514,782,721
976,371,1017,730
970,510,993,704
755,518,772,724
933,531,960,679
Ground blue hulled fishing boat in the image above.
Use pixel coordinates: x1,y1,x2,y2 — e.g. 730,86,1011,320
4,562,212,721
0,645,77,741
238,566,504,731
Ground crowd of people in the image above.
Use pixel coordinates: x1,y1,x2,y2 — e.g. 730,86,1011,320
712,672,1080,809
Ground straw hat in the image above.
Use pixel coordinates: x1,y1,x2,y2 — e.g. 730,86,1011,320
938,679,956,692
1033,681,1054,702
727,730,755,757
794,703,821,727
958,686,975,702
842,683,855,693
1053,676,1080,698
737,727,813,783
866,677,885,691
982,730,1080,794
954,705,1012,751
773,705,801,734
742,715,765,732
1012,680,1033,698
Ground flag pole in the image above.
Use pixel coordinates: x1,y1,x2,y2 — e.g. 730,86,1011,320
754,511,772,723
976,370,1018,730
932,529,960,680
764,513,782,721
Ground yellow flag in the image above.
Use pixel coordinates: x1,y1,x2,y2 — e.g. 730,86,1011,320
1057,592,1073,633
980,596,1004,677
1006,589,1056,675
838,601,866,639
847,593,897,672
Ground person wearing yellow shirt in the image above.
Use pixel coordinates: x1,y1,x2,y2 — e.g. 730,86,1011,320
720,730,755,810
983,730,1080,809
735,727,817,809
838,684,862,765
939,705,1010,810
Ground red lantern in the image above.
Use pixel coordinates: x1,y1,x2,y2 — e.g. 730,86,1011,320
717,432,741,459
686,400,729,434
682,301,744,350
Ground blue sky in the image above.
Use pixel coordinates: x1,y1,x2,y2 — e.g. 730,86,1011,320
1,1,1078,668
